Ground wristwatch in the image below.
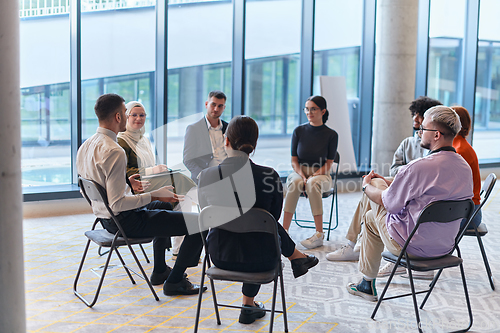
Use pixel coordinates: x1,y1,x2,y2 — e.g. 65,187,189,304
362,184,369,192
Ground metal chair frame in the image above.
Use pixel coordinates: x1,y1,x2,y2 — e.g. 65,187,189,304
73,177,159,307
97,243,150,263
371,199,475,333
463,173,497,290
194,206,288,333
293,152,340,241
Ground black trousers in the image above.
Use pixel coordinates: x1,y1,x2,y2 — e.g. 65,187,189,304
210,222,295,298
101,201,203,269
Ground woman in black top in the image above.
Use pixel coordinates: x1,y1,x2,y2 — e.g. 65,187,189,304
282,96,338,249
198,115,319,325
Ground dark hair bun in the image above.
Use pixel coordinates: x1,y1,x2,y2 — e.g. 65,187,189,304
238,143,255,154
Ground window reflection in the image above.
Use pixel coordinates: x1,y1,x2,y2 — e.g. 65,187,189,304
473,0,500,160
20,10,71,186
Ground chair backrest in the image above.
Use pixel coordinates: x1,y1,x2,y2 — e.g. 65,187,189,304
332,152,340,176
416,200,475,224
199,206,281,267
478,173,497,211
461,173,497,233
401,199,475,255
79,176,127,235
79,177,109,208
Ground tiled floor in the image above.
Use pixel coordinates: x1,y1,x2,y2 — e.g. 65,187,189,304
24,182,500,332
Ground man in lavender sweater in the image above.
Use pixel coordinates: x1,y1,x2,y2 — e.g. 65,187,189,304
346,106,473,302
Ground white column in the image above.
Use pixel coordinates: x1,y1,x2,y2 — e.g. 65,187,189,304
371,0,419,175
0,1,26,332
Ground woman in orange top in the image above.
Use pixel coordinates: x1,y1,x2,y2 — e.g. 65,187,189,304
452,106,481,229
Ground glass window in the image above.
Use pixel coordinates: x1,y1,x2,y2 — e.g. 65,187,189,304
473,0,500,160
427,0,466,106
20,6,71,187
313,0,363,162
167,0,233,169
81,2,156,141
245,0,301,173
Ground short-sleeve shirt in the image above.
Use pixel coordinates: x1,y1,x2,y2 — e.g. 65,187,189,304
291,123,338,167
381,150,473,258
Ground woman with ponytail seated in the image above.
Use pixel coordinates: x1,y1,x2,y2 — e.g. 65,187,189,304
198,115,319,325
281,96,339,249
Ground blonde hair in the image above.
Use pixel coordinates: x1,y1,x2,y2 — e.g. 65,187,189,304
424,105,461,138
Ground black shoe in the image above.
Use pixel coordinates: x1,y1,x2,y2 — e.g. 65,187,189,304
150,266,172,286
163,277,207,296
291,254,319,278
238,302,266,324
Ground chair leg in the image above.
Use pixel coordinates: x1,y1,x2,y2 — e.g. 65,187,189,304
371,260,401,319
124,243,159,301
326,195,334,241
98,246,110,257
139,244,150,264
74,243,116,307
73,239,92,305
194,257,207,333
419,268,444,309
279,273,289,333
454,262,473,333
209,277,221,325
476,234,495,290
114,247,136,284
268,278,279,333
406,269,423,333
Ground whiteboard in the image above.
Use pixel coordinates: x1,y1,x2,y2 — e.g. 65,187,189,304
319,76,358,173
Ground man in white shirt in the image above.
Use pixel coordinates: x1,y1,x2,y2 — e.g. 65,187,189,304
183,90,229,184
77,93,206,296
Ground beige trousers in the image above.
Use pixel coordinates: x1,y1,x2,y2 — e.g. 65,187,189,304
356,178,402,279
345,176,395,243
283,165,331,216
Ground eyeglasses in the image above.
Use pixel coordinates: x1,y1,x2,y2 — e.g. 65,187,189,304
129,113,146,118
419,125,440,134
303,107,320,113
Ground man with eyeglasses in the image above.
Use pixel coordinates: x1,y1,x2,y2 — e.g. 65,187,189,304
345,105,473,302
183,90,229,184
389,96,442,177
326,96,442,266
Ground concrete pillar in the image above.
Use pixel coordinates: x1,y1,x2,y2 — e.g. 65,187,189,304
371,0,419,175
0,1,26,332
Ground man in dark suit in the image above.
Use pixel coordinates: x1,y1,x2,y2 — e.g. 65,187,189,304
183,90,229,184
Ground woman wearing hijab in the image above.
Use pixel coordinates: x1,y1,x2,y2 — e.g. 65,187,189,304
117,101,196,197
118,101,197,257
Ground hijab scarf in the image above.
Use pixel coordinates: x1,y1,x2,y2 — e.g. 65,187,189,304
117,101,156,171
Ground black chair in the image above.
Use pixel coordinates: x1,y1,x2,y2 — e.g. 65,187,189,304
463,173,497,290
294,151,339,241
73,177,159,307
97,243,150,263
194,206,288,333
371,199,475,333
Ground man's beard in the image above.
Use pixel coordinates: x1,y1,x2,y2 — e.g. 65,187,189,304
420,141,430,150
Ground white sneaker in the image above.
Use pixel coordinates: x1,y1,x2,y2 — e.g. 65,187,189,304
300,232,324,249
377,262,406,278
326,244,359,261
402,270,435,280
